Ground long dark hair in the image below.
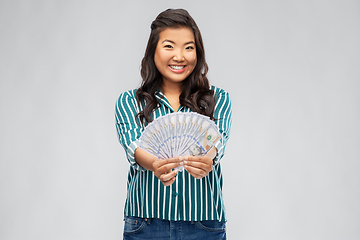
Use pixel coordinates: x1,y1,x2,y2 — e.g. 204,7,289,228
136,8,215,124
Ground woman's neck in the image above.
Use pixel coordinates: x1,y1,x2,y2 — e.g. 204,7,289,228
161,80,182,98
161,80,182,111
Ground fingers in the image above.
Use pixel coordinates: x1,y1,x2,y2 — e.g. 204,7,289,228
184,165,207,179
183,156,213,179
153,156,183,186
184,156,213,171
153,156,183,175
152,155,214,184
160,169,178,186
153,156,183,169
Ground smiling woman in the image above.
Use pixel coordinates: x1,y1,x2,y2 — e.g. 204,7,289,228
154,27,197,84
154,27,197,111
136,9,215,125
115,8,232,240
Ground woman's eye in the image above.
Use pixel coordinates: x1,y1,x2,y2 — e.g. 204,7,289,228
164,45,173,48
186,46,194,50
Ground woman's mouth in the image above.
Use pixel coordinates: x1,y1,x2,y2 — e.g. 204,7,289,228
169,65,186,73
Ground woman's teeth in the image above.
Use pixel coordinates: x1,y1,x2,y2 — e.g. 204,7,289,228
170,65,185,70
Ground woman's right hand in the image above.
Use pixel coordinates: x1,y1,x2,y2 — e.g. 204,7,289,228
152,156,183,186
135,148,183,186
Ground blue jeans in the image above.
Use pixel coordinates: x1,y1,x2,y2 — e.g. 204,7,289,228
123,216,226,240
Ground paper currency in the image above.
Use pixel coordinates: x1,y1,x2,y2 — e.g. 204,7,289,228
139,112,221,171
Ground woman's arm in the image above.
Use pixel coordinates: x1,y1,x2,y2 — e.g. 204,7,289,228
212,87,232,166
116,90,183,186
135,148,183,186
184,87,232,179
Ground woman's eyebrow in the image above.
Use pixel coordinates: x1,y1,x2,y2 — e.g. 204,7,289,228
162,39,175,44
161,40,195,45
184,41,195,45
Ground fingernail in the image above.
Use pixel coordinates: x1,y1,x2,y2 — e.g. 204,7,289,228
180,162,184,165
184,156,188,160
179,156,183,161
183,161,187,165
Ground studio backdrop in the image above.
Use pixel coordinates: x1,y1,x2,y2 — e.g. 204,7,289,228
0,1,359,240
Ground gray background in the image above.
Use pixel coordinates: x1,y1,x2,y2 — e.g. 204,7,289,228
1,0,359,239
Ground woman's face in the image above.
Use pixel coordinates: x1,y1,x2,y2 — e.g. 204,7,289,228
154,27,197,86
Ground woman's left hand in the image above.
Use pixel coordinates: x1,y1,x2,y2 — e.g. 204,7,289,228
183,155,213,179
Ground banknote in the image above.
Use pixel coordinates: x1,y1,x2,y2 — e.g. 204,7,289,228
139,112,221,171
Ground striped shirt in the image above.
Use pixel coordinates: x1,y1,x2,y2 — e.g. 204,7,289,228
115,85,232,222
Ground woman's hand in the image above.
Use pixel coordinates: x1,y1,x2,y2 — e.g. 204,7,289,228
135,148,182,186
183,147,217,179
152,156,183,186
183,155,213,179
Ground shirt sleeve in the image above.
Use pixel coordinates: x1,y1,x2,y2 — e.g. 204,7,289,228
115,90,145,171
212,87,232,166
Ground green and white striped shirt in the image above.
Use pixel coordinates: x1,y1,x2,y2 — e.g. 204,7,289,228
115,86,232,222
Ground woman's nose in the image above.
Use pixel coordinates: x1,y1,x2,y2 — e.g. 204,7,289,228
172,50,184,61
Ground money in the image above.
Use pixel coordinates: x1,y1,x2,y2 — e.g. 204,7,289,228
139,112,221,171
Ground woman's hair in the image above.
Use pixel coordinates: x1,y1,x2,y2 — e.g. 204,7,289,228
136,8,215,124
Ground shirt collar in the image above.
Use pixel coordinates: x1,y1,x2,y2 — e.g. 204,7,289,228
154,89,165,101
154,89,185,112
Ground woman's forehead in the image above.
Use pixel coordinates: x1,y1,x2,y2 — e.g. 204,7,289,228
158,27,195,44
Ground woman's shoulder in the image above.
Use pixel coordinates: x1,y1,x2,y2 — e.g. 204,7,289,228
115,89,140,111
117,88,138,101
210,85,231,98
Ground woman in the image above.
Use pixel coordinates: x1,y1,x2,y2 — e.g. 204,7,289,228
115,8,232,240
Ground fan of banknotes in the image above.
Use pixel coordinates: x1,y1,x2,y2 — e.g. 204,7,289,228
139,112,221,171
